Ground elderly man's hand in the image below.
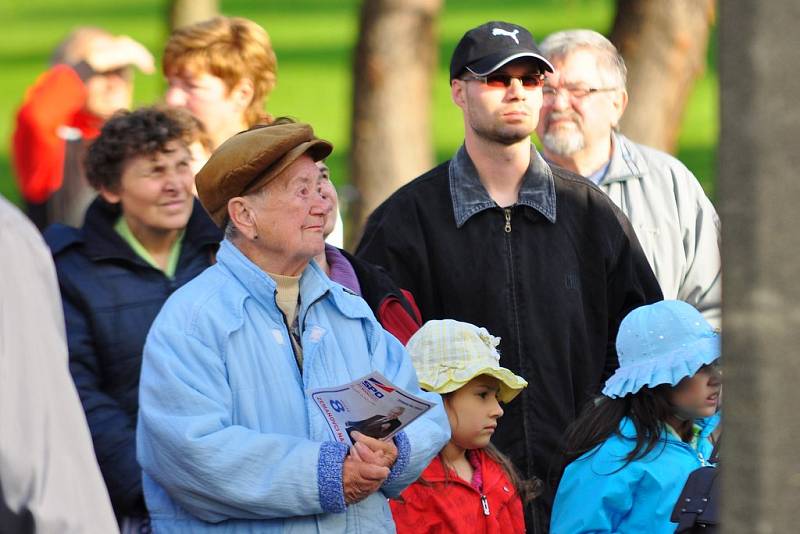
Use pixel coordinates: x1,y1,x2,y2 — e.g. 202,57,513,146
342,442,389,504
350,431,398,470
84,35,155,74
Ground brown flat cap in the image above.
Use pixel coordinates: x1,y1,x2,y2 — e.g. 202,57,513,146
196,122,333,227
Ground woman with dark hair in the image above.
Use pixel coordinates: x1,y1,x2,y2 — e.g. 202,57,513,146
550,300,722,534
44,106,221,531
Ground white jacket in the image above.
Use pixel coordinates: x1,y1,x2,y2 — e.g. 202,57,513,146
0,196,118,533
600,134,721,327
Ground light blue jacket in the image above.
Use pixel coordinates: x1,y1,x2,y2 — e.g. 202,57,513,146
550,415,719,534
136,240,450,533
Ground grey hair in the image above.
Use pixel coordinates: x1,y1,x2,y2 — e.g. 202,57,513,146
224,218,238,241
222,185,270,241
539,29,627,89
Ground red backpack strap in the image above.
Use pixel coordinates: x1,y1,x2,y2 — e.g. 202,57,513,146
377,293,422,345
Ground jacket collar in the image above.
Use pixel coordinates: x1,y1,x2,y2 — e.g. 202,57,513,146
419,450,506,492
619,414,720,443
72,107,104,140
601,132,648,186
449,143,557,227
80,197,220,266
215,239,337,318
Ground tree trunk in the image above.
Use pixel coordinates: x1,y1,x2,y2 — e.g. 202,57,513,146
610,0,715,153
718,2,800,532
348,0,442,247
169,0,218,30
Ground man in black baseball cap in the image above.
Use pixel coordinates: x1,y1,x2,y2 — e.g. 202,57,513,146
357,21,662,533
449,20,554,80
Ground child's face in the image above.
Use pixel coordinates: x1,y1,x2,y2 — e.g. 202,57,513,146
668,363,722,419
445,375,504,450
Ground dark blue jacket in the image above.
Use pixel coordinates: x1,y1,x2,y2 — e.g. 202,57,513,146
44,197,221,518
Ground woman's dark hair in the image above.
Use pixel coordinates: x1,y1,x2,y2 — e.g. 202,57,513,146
561,384,689,471
84,106,195,191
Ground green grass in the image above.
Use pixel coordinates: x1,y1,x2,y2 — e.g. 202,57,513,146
0,0,717,206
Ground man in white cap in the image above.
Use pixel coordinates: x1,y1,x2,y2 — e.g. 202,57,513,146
357,21,663,531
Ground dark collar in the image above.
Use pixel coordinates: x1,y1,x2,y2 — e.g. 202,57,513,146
448,143,557,227
81,197,220,264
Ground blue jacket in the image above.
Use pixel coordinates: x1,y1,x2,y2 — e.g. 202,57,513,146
44,197,220,518
136,239,450,532
550,415,719,534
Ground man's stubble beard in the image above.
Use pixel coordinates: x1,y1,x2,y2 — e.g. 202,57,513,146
470,118,534,146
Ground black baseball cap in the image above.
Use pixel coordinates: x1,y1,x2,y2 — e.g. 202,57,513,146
449,21,554,80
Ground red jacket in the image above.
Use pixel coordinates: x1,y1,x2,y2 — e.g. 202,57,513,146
390,449,525,533
13,64,102,203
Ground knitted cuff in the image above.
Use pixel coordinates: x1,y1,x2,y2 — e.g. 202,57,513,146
384,431,410,485
318,441,349,513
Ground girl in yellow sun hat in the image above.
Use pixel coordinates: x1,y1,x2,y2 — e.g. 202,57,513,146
390,319,538,533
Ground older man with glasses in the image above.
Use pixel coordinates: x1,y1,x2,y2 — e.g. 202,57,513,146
357,21,662,532
536,29,721,328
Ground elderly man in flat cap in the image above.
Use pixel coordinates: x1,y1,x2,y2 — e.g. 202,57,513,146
135,121,449,532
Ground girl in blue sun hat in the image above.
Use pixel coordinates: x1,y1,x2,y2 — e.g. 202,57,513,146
550,300,721,534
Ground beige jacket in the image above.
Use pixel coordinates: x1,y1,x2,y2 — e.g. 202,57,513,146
601,134,721,328
0,196,118,533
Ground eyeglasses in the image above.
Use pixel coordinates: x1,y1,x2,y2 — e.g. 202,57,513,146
462,72,546,89
542,85,619,101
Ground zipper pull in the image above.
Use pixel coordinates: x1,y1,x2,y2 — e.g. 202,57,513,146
481,494,490,516
503,208,512,233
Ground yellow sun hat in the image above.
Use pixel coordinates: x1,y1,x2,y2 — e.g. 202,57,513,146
406,319,528,403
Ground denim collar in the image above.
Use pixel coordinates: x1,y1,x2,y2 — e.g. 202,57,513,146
449,144,557,227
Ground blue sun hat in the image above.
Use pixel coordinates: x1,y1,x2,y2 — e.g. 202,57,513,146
602,300,720,399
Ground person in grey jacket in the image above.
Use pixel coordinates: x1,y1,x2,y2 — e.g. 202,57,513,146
0,195,118,534
536,29,721,327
